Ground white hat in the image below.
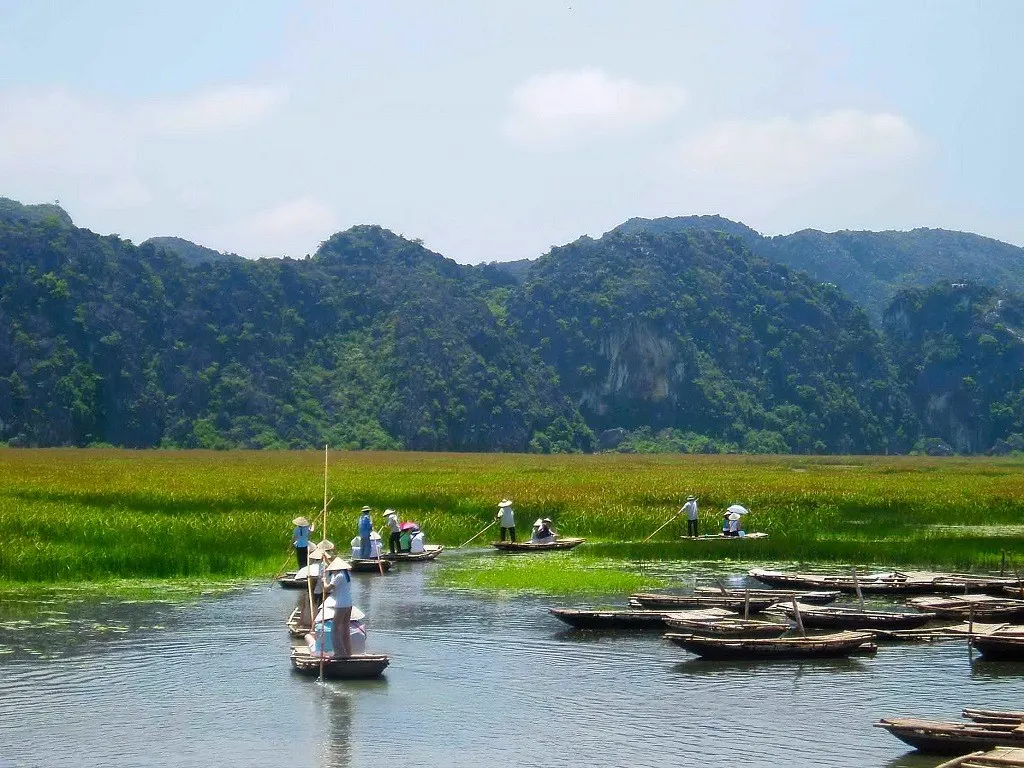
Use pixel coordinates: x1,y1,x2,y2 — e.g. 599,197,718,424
326,557,352,571
295,563,320,579
360,505,371,513
316,604,365,623
499,499,513,507
385,509,397,518
533,518,545,527
292,516,310,527
370,531,382,540
728,513,741,521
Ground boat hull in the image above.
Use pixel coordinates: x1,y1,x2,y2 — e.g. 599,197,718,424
876,718,1024,755
780,605,935,631
972,635,1024,661
381,545,444,562
665,631,875,660
290,649,390,679
549,608,668,630
631,593,775,614
491,537,585,552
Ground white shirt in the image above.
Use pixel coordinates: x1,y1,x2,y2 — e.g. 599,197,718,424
682,501,698,521
498,506,515,527
728,518,739,533
386,515,400,533
410,532,425,554
330,570,353,608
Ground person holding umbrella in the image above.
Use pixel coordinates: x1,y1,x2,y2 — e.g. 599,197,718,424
681,496,699,538
725,504,750,537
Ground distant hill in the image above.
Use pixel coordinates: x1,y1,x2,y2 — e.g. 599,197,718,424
615,217,1024,321
0,197,73,227
142,236,241,265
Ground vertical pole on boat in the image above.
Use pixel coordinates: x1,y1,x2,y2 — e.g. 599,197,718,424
1015,567,1023,600
968,606,975,644
852,567,865,611
744,587,750,620
319,443,329,682
323,444,329,544
791,597,806,637
1001,550,1007,577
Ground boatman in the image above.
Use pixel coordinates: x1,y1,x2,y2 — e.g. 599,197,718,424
358,506,373,558
291,515,315,567
497,499,516,542
681,496,698,538
384,509,401,554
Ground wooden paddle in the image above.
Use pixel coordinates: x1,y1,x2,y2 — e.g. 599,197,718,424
458,519,497,548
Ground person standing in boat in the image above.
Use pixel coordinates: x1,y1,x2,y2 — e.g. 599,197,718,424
384,509,401,555
326,557,354,657
291,516,315,567
358,506,373,558
497,499,516,542
681,496,698,538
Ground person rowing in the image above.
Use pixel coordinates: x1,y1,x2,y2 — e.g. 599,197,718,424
497,499,516,542
291,516,315,567
384,509,401,554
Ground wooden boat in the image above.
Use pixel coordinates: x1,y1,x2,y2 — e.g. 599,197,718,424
289,647,390,679
491,537,585,552
775,602,936,631
963,710,1024,726
286,607,309,638
749,568,939,594
930,575,1024,594
663,613,789,639
381,544,444,562
693,586,841,605
933,747,1024,768
278,571,307,590
548,608,672,630
875,717,1024,755
630,592,775,613
908,595,1024,621
972,633,1024,661
664,630,875,660
681,532,769,541
349,558,393,573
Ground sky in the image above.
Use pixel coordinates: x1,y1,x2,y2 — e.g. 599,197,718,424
0,1,1021,262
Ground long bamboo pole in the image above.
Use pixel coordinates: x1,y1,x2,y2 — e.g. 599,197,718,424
319,444,328,682
643,509,684,543
458,519,497,548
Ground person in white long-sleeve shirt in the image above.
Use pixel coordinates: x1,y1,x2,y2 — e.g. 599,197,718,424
681,496,699,538
497,499,516,542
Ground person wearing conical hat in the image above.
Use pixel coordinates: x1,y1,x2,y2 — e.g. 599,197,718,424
325,556,354,657
497,499,516,542
384,509,401,555
531,517,555,544
681,496,699,538
291,516,316,568
357,506,373,558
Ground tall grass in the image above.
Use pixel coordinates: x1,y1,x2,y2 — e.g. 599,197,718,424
1,449,1023,589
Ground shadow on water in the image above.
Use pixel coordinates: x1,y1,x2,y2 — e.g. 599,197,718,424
668,656,870,678
885,752,948,768
970,656,1024,680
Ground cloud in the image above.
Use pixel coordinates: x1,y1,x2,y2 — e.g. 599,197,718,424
503,68,685,150
139,84,287,134
673,109,920,189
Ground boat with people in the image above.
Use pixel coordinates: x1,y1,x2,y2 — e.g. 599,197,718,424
692,586,841,605
492,537,586,552
682,532,769,541
663,612,789,639
382,544,444,562
548,608,676,630
908,595,1024,621
290,648,390,679
664,630,876,660
630,592,776,613
875,716,1024,755
773,602,936,631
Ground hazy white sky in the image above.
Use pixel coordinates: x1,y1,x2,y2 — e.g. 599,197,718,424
1,1,1021,261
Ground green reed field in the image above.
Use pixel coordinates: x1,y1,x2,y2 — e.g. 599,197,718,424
1,449,1023,594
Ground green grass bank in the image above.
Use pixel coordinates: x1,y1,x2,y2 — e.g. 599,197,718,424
1,449,1023,594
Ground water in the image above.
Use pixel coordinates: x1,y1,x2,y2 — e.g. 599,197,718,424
1,557,1022,768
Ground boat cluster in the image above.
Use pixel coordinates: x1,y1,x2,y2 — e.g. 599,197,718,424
550,567,1024,661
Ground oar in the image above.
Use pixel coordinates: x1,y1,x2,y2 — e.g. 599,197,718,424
643,509,683,543
458,519,497,548
271,549,295,585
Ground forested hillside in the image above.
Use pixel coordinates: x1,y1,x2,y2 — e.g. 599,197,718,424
616,217,1024,320
0,198,1022,454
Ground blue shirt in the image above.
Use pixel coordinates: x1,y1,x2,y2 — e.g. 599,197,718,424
358,513,372,537
292,525,311,548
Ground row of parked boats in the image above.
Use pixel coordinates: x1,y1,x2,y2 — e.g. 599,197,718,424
549,567,1024,660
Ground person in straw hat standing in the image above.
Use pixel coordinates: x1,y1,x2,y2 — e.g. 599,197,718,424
326,556,354,657
358,506,374,558
497,499,516,542
681,496,699,538
384,509,401,554
291,516,315,567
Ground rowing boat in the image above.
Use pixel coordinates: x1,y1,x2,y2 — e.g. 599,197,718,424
908,595,1024,621
381,544,444,562
663,613,789,639
548,608,671,630
972,633,1024,661
631,592,775,613
875,717,1024,755
491,537,586,552
749,568,939,594
286,607,309,637
680,532,769,541
664,630,875,660
277,571,307,590
289,647,390,679
693,587,841,605
963,710,1024,725
349,558,393,573
933,747,1024,767
775,602,936,630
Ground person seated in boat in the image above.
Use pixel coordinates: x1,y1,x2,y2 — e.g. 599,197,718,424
291,516,315,568
721,512,730,537
398,523,419,553
409,529,426,554
726,513,741,537
369,531,384,558
350,535,361,560
531,518,556,543
308,603,366,657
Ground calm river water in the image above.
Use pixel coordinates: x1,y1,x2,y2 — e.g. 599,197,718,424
1,555,1022,767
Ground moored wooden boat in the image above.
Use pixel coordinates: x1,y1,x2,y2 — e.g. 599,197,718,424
972,633,1024,661
775,602,936,631
680,532,769,541
933,747,1024,767
548,608,671,630
492,537,586,552
289,647,390,679
963,709,1024,725
908,595,1024,621
381,544,444,562
749,568,938,594
349,558,393,573
286,606,309,638
631,592,775,613
875,717,1024,755
693,586,841,605
663,613,789,639
277,571,308,590
664,630,875,660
